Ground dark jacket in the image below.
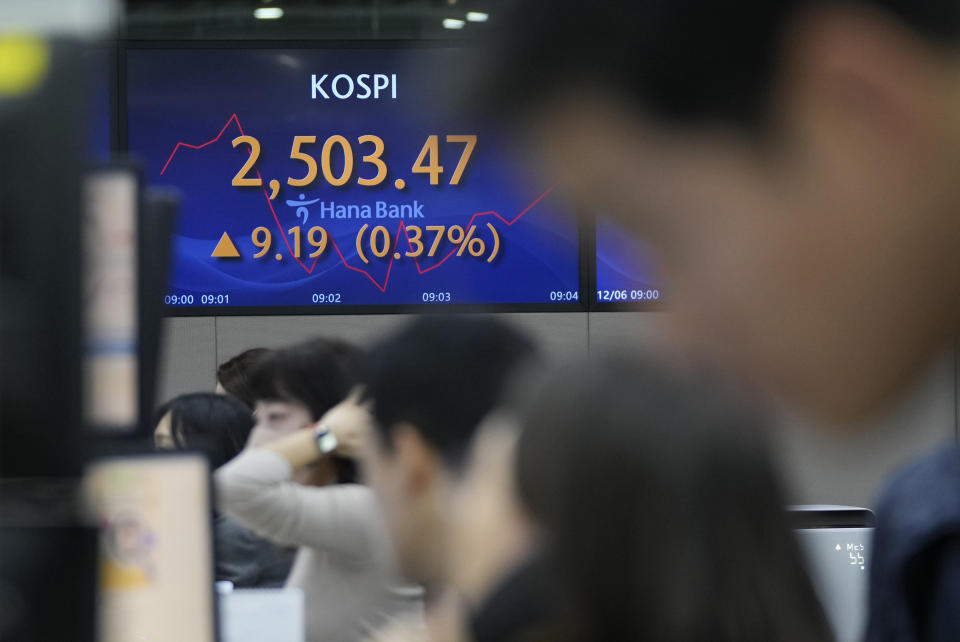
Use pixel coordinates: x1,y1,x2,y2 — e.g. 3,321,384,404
866,444,960,642
470,557,547,642
215,514,295,588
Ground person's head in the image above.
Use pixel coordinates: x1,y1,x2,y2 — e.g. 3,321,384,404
445,415,540,609
216,347,269,409
480,1,960,423
247,338,360,444
154,393,254,469
514,356,831,642
247,338,361,484
360,316,538,586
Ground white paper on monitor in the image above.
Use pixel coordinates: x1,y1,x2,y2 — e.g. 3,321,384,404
82,168,138,429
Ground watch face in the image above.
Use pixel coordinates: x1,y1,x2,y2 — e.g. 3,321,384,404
318,431,338,454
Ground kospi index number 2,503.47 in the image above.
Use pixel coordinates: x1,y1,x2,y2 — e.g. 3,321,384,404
227,132,476,196
128,46,582,309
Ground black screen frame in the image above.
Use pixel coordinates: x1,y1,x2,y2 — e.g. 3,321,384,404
119,39,591,317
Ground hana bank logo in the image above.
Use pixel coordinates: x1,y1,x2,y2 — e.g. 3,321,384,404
286,193,320,225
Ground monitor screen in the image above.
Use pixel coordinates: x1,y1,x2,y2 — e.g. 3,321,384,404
84,454,216,642
594,217,661,307
126,46,581,312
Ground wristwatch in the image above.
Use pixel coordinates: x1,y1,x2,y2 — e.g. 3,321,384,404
313,425,339,455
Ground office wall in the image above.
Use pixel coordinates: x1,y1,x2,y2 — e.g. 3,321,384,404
157,312,957,508
157,317,216,401
157,313,588,401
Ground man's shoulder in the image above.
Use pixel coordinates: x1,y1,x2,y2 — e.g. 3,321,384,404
874,443,960,548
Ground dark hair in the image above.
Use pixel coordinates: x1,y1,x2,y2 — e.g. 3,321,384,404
515,356,832,642
476,1,960,131
362,316,537,467
249,338,362,483
216,347,270,409
155,393,254,469
248,338,360,420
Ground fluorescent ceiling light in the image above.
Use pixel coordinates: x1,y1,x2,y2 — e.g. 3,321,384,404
466,12,489,22
442,18,465,29
254,7,284,19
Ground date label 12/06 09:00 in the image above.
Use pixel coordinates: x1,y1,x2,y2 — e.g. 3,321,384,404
597,289,661,302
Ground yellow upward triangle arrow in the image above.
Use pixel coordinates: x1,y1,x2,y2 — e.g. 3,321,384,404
211,232,241,258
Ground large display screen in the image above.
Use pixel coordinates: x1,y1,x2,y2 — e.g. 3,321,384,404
126,46,581,311
594,218,662,307
91,62,112,161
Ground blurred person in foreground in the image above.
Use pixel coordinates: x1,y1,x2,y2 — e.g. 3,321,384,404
154,392,293,587
216,347,269,410
477,2,960,639
216,339,421,642
478,0,960,426
514,356,832,642
346,316,542,642
366,417,540,642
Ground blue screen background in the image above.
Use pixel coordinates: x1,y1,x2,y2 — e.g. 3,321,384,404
594,218,661,299
126,47,581,309
88,47,112,162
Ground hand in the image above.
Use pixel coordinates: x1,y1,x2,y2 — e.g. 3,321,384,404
316,388,374,459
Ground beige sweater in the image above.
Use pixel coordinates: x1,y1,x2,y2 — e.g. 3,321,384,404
216,450,422,642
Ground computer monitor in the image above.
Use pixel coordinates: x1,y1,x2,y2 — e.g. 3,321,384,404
138,187,179,432
0,37,86,477
82,165,179,435
84,453,217,642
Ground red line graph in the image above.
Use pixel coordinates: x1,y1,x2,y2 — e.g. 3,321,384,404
160,114,554,291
